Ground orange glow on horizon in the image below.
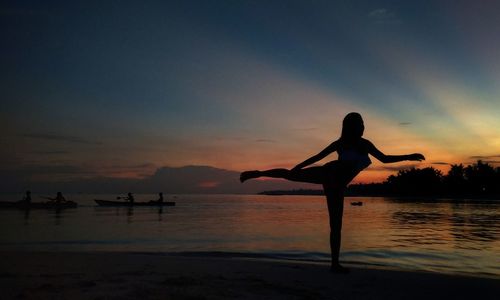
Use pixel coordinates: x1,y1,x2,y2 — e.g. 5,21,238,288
198,181,220,188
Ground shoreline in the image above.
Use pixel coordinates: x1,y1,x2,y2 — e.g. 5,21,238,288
0,251,498,299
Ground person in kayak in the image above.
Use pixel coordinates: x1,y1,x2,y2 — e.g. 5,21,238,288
240,112,425,273
149,192,164,204
24,190,32,203
125,192,135,203
18,190,32,204
45,192,66,204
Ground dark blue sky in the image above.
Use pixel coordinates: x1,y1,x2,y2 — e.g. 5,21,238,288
1,0,499,186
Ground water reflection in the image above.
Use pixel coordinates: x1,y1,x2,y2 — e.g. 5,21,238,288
389,201,499,251
158,207,163,222
449,206,499,247
13,207,73,226
15,207,64,225
93,206,166,224
1,195,499,277
53,208,63,225
392,211,446,226
126,207,134,223
23,208,30,225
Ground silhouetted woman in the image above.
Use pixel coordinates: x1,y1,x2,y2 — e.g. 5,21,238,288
240,112,425,273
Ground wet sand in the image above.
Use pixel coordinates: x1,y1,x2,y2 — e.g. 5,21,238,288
0,252,498,299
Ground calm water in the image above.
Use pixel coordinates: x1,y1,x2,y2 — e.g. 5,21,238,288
0,194,499,278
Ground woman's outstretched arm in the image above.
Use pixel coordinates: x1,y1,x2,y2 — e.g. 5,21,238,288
367,140,425,163
292,140,339,170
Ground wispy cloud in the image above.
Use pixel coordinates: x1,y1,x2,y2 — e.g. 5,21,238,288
368,164,418,172
87,162,158,178
398,122,412,126
31,151,70,155
108,163,156,170
8,164,93,175
431,162,449,165
21,133,102,145
212,136,244,141
106,163,156,172
292,127,318,131
469,155,500,160
466,160,500,165
198,181,220,188
255,139,276,143
368,8,401,25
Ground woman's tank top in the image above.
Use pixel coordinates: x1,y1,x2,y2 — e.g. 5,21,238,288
337,145,371,171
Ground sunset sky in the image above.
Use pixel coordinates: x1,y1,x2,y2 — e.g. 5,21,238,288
1,0,500,189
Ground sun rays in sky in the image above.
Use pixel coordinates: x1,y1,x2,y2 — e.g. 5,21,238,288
1,1,499,187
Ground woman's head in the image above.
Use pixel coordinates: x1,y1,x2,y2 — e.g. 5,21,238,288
341,112,364,141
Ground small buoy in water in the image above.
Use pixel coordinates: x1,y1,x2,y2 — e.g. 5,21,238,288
351,201,363,206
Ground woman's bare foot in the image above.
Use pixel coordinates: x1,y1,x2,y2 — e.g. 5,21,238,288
330,263,350,274
240,170,260,182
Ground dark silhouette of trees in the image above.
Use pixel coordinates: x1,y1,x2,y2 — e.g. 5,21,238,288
443,164,467,196
380,160,500,198
386,167,443,196
463,160,499,195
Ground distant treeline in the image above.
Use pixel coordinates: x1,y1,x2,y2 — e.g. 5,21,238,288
259,189,324,196
259,161,500,199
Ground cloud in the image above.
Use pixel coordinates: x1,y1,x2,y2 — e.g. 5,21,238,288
368,8,401,25
292,127,318,131
213,136,244,141
467,156,500,165
31,151,70,155
0,165,316,194
368,164,418,172
467,160,500,165
0,164,95,187
142,166,316,194
21,133,102,145
469,155,500,160
431,162,449,165
108,163,156,170
198,181,220,188
17,164,91,175
398,122,412,126
255,139,276,143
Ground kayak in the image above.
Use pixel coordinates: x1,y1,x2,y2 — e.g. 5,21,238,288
94,199,176,207
0,201,78,209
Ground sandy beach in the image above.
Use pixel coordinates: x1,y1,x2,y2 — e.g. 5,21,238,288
0,252,498,300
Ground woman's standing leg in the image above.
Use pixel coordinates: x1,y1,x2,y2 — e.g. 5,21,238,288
323,183,349,273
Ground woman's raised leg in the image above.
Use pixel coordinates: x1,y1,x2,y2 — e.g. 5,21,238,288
240,167,325,184
240,169,287,182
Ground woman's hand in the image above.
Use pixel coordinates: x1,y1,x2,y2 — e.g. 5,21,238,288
408,153,425,161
